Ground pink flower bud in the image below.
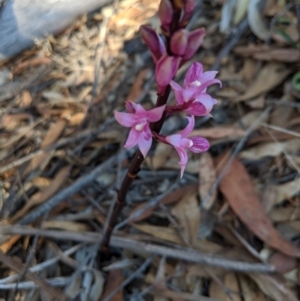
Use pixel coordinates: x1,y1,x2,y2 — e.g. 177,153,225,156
183,28,205,60
140,26,166,63
158,0,173,32
155,55,181,94
181,0,197,25
170,29,188,56
185,0,197,15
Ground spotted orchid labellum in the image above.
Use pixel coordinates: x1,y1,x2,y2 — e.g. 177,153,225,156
114,0,222,178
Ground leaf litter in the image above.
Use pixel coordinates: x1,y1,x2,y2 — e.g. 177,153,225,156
1,0,300,300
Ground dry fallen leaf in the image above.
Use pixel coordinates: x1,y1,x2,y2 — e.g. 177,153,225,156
43,221,91,232
199,152,217,210
249,274,298,301
239,139,300,160
171,192,200,246
133,224,183,245
217,156,300,257
248,0,270,40
129,185,198,223
10,166,71,222
102,269,123,301
24,119,67,175
190,127,245,140
239,275,267,301
224,273,242,301
273,178,300,204
152,142,172,170
234,63,291,101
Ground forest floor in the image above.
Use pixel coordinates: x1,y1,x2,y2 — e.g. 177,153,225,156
1,0,300,300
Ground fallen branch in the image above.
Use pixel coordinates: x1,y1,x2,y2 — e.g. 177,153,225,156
0,225,275,273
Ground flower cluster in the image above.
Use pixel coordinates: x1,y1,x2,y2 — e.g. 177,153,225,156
114,0,221,178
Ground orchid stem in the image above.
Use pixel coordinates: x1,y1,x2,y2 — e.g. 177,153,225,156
101,87,172,251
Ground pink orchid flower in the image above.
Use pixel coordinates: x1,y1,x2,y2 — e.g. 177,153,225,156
170,62,221,116
115,101,165,157
155,116,209,178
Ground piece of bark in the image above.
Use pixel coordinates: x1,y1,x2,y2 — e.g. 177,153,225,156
0,0,112,61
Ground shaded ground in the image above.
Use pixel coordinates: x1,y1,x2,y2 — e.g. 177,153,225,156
1,0,300,300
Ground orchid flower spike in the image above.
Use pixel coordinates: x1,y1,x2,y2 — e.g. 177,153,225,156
115,101,165,157
156,116,209,178
170,62,221,116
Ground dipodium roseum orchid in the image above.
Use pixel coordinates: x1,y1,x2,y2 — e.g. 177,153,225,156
169,62,221,116
114,101,165,157
155,116,209,177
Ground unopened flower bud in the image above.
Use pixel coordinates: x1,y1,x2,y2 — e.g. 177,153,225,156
140,26,166,62
155,55,181,94
170,29,188,56
183,28,205,60
158,0,173,32
181,0,197,26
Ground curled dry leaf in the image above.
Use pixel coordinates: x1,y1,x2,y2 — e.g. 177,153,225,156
233,0,249,25
199,152,217,210
220,0,236,33
235,63,291,102
217,156,300,257
247,0,270,40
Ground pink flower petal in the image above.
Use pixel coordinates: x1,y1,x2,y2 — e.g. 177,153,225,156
155,55,181,94
134,103,148,119
199,70,218,82
184,62,203,86
166,134,182,148
183,28,205,60
170,80,184,105
124,128,141,149
147,105,166,122
114,111,135,127
140,26,166,62
190,136,210,153
125,101,136,113
185,101,207,116
138,126,152,157
175,147,188,178
194,94,217,114
170,29,188,56
180,116,195,137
